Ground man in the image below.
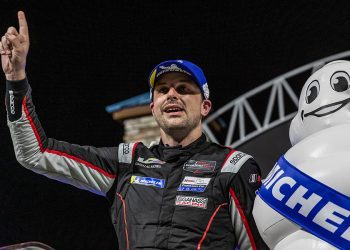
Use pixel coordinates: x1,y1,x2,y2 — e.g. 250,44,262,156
1,11,267,249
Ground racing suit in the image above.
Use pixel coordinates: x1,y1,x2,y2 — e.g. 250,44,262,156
6,79,268,250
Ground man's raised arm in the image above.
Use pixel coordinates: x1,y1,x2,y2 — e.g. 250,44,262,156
1,11,120,196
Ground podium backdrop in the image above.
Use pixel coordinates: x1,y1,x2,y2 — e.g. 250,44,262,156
2,1,350,249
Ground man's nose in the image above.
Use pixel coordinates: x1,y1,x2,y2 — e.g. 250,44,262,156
167,87,179,99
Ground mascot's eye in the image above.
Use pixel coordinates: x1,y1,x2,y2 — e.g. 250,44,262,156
305,80,320,104
330,71,350,92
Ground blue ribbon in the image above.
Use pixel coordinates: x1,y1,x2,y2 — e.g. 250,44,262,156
257,156,350,250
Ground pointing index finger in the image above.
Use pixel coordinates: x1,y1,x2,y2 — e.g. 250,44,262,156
17,11,29,38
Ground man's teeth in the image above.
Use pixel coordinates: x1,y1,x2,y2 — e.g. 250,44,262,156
166,108,182,112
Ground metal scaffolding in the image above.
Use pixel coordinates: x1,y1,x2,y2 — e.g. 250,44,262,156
203,50,350,148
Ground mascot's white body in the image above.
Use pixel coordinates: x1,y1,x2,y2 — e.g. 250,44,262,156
253,61,350,250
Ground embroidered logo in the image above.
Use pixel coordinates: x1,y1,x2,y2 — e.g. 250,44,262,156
9,90,15,115
249,173,261,183
135,157,165,169
123,144,130,155
229,152,246,165
202,83,210,99
183,160,216,174
130,175,165,188
178,176,211,192
175,195,208,209
156,64,191,78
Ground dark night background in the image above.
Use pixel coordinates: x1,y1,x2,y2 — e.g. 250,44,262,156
1,1,350,249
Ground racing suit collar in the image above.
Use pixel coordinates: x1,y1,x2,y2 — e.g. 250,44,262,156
155,134,210,162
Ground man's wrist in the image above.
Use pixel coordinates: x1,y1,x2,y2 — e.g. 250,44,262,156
5,70,26,81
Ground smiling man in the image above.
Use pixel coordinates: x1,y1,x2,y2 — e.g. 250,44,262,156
1,11,267,249
149,61,212,147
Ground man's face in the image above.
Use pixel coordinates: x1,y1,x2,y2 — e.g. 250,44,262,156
150,72,212,135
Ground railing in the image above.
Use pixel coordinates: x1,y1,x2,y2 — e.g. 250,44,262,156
203,50,350,148
0,241,54,250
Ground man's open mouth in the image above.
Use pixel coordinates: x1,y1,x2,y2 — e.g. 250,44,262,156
164,106,184,113
303,98,350,119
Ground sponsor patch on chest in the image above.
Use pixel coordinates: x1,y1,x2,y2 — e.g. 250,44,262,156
183,160,216,174
130,175,165,188
177,176,211,192
175,195,208,209
135,157,165,169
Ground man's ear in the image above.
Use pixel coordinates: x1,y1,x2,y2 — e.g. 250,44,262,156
201,100,212,117
150,102,155,116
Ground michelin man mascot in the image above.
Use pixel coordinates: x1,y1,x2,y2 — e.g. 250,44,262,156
253,60,350,250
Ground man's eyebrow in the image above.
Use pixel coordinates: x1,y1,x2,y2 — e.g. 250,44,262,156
155,82,167,87
156,79,194,86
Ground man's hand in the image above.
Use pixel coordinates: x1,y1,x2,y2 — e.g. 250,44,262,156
0,11,29,81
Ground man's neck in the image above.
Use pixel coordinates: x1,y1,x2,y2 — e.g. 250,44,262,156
160,127,203,147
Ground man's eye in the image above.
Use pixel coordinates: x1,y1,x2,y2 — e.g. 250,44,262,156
158,87,168,93
177,86,187,94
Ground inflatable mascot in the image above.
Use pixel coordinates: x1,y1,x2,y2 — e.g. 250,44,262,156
253,60,350,250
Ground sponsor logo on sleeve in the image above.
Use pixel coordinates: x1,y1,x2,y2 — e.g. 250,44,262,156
135,157,165,169
229,152,246,165
9,90,15,115
249,173,261,183
183,160,216,174
130,175,165,188
123,144,130,155
175,195,208,209
177,176,211,192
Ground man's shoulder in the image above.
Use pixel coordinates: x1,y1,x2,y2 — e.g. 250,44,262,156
220,149,254,174
202,142,256,173
117,141,147,163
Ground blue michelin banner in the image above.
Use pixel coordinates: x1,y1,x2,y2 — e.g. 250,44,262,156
257,156,350,250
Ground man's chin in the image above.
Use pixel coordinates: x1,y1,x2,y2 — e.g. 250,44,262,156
161,120,190,131
165,123,187,130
